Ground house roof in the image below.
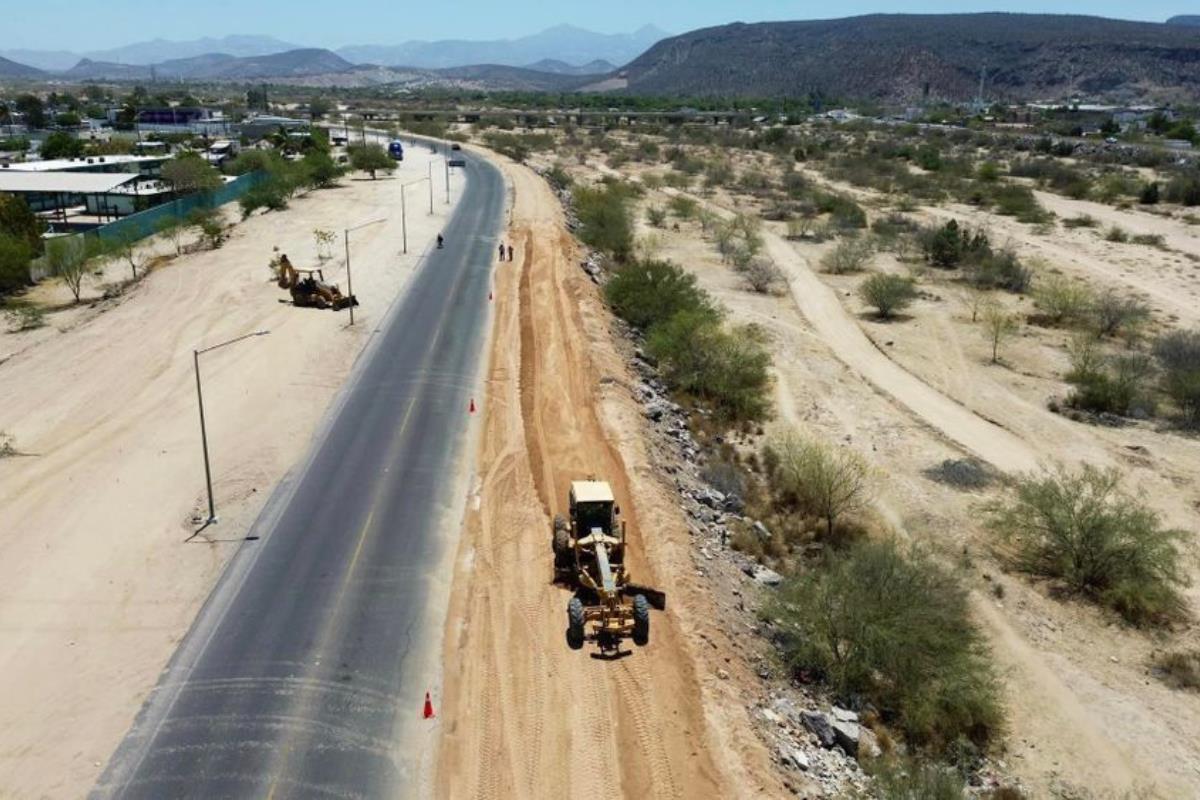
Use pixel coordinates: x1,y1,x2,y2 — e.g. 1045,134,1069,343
7,155,166,172
0,171,140,194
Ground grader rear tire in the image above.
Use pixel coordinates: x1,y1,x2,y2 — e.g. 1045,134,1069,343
632,594,650,646
567,597,586,650
553,516,572,571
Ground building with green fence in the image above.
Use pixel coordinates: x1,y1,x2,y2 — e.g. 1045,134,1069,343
93,171,267,243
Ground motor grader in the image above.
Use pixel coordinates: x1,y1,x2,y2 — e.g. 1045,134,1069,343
276,254,358,310
553,480,666,653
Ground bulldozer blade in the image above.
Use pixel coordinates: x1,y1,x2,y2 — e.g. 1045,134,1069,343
623,584,666,611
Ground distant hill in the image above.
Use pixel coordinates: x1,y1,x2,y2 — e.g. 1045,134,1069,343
0,55,42,79
88,35,301,66
337,24,666,70
64,49,353,82
526,58,617,75
0,49,79,72
621,14,1200,104
1166,15,1200,27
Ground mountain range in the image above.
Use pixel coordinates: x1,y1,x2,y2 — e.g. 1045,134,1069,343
620,14,1200,103
1166,15,1200,27
0,25,664,75
334,24,664,69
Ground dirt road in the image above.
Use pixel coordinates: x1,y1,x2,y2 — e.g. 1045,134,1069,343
0,157,456,797
435,155,783,798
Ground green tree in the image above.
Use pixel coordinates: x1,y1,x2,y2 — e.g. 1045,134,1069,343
301,150,342,189
0,193,46,254
348,144,394,179
308,97,332,120
109,228,148,280
0,233,33,294
15,94,45,129
39,131,84,160
161,154,222,196
43,236,95,302
604,259,717,329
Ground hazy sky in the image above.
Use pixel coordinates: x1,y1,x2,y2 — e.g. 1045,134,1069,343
6,0,1196,50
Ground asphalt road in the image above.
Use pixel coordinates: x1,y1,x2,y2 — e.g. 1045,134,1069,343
93,148,505,799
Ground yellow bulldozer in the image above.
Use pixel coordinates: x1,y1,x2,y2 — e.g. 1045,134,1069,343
553,480,666,654
276,254,358,311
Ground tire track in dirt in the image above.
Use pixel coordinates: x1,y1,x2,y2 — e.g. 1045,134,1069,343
436,154,745,799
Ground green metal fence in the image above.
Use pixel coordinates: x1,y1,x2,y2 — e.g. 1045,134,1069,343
94,171,268,243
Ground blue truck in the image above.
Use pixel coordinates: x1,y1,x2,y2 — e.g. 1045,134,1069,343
388,140,404,160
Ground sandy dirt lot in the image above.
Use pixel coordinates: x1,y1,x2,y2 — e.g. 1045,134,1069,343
564,142,1200,797
434,153,786,799
0,151,458,798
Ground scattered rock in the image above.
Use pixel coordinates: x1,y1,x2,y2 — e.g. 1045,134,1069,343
831,719,861,757
858,728,882,761
831,706,859,724
802,711,836,748
753,520,772,540
752,567,784,586
787,747,811,771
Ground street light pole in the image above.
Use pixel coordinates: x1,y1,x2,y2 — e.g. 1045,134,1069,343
399,178,429,254
427,161,434,214
444,157,450,204
344,217,387,318
193,330,270,524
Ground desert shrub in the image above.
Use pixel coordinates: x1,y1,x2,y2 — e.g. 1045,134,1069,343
1153,650,1200,691
1153,329,1200,426
767,538,1003,753
704,159,734,188
668,195,698,220
1091,290,1151,338
1062,214,1097,229
1139,182,1160,205
1033,274,1093,326
990,184,1049,223
743,257,784,294
239,178,289,217
980,303,1020,363
574,183,635,262
544,164,572,192
923,458,996,490
920,220,989,268
859,273,918,319
821,237,875,274
1131,233,1166,249
604,259,716,329
871,213,918,245
765,430,872,538
1105,226,1129,243
0,233,33,295
646,205,667,228
823,194,868,230
646,315,771,421
4,303,44,332
1164,172,1200,206
964,249,1032,293
1064,338,1156,417
987,465,1188,625
867,758,968,800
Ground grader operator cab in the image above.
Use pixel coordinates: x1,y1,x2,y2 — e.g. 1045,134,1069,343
276,254,358,311
553,480,666,653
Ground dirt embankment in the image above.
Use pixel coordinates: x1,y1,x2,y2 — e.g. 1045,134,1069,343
0,158,455,799
435,155,784,798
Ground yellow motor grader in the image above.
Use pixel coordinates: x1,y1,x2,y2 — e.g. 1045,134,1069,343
276,254,358,311
553,480,666,653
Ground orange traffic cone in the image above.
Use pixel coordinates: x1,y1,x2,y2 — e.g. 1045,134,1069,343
423,691,435,719
469,398,476,414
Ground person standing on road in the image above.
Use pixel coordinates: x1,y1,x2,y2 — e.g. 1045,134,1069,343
507,244,514,262
498,242,505,261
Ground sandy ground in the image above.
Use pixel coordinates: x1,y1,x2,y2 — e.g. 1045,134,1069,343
576,151,1200,797
0,149,459,798
434,152,785,799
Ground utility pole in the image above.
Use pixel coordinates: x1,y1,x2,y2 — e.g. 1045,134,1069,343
400,178,430,254
444,157,450,204
193,330,270,525
427,161,434,213
344,218,387,320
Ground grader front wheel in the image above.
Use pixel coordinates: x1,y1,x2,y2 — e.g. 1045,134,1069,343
632,594,650,646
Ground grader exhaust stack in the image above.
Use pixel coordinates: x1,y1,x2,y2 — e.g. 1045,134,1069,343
552,480,665,654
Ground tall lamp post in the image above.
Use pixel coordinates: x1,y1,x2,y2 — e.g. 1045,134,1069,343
344,217,387,325
194,330,270,525
400,177,431,255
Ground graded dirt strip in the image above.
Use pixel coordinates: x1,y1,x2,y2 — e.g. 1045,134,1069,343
435,155,784,799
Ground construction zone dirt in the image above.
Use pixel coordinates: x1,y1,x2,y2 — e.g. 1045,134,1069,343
435,152,785,798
